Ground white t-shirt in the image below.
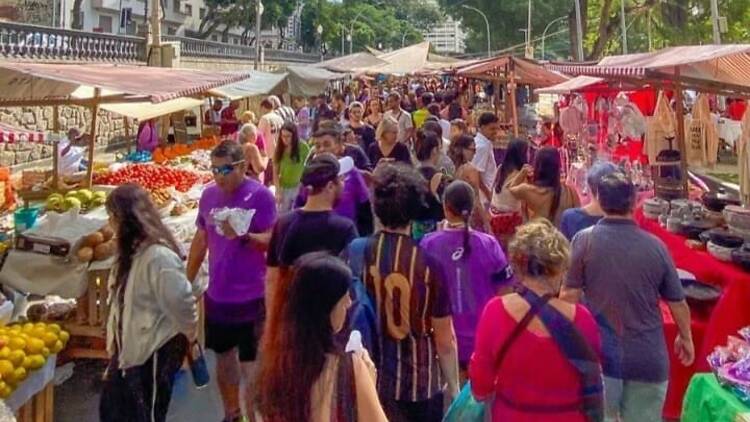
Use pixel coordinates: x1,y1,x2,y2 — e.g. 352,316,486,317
471,132,497,202
258,112,285,156
385,109,414,144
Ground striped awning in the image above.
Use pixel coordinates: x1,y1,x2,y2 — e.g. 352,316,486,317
0,62,250,105
457,55,568,87
0,122,45,143
546,45,750,94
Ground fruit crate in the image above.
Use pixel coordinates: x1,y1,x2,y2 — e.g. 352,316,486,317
61,268,110,360
15,382,53,422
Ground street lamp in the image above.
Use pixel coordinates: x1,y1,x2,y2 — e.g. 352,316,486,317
254,0,264,70
317,24,324,61
541,15,567,60
462,5,491,58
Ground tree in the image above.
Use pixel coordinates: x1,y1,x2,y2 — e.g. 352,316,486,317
300,0,428,55
195,0,296,44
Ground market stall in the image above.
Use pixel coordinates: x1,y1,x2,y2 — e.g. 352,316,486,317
545,45,750,418
682,374,750,422
455,55,568,136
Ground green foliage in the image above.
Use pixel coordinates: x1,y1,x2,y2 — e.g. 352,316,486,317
300,0,435,55
442,0,750,59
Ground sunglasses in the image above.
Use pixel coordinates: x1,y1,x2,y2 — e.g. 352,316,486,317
211,160,245,176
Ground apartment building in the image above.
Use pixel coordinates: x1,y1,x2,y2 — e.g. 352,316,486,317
423,16,466,55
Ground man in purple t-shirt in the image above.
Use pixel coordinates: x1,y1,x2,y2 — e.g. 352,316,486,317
187,141,276,422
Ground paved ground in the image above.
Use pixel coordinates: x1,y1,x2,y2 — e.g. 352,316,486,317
55,351,224,422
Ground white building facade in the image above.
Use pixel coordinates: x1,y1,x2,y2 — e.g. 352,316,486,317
423,17,465,54
50,0,300,49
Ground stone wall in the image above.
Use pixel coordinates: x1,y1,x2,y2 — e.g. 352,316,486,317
0,106,137,167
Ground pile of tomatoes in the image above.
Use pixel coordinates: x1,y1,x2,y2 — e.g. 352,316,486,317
94,164,211,192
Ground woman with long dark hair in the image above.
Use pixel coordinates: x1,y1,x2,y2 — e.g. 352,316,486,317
421,181,513,369
364,97,384,128
490,139,529,245
448,134,490,232
100,184,198,422
257,252,387,422
273,122,310,211
509,146,580,226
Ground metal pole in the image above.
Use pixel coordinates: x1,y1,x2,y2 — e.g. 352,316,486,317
117,0,123,34
541,16,567,60
341,27,344,56
526,0,532,56
255,0,262,70
574,0,585,60
462,5,491,58
620,0,627,53
711,0,721,44
402,32,407,48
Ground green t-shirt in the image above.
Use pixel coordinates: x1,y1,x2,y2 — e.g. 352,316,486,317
278,141,311,189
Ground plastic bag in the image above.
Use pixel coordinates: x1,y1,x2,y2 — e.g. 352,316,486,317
443,382,487,422
210,207,256,237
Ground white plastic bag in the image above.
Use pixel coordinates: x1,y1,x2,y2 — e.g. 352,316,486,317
210,207,256,238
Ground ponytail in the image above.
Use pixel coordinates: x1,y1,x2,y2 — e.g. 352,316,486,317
461,209,472,259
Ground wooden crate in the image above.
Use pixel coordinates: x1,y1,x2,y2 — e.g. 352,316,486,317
15,382,54,422
62,268,110,360
61,268,206,360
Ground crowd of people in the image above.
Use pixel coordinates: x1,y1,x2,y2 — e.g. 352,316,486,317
102,83,697,422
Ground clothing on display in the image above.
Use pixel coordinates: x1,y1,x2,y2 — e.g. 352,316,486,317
687,94,720,167
738,108,750,204
644,91,677,164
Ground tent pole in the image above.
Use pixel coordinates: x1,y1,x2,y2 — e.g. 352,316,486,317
508,61,519,137
124,117,131,153
52,106,60,190
674,68,688,196
86,88,101,188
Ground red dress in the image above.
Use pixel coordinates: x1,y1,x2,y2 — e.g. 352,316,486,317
469,298,602,422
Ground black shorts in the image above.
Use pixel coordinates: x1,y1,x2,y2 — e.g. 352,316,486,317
205,319,260,362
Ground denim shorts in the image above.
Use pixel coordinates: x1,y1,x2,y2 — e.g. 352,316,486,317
604,376,668,422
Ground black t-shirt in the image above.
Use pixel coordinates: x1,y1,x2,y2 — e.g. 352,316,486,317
267,209,358,267
343,144,372,171
351,124,376,153
368,142,412,166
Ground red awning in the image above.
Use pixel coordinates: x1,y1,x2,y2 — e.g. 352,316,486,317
0,122,45,143
546,45,750,94
0,62,250,104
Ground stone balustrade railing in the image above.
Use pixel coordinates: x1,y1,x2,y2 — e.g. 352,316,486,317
0,22,318,64
163,35,318,63
0,21,146,62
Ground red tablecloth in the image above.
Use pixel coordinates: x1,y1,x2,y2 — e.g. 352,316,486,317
635,209,750,418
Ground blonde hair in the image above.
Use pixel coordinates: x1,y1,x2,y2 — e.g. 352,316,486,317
240,111,256,124
376,115,399,142
508,219,571,278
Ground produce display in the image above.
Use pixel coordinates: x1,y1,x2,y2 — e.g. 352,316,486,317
75,224,115,263
152,137,218,164
45,189,107,213
120,150,152,163
93,164,211,193
0,322,69,398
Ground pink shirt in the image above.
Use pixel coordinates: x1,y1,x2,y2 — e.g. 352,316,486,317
469,298,601,422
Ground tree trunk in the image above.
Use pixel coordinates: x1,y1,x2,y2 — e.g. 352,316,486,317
589,0,615,60
568,0,588,61
71,0,84,29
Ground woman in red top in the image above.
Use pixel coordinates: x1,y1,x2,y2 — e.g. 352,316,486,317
469,219,603,422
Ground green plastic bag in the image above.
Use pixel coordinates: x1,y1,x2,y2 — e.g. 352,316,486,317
443,382,488,422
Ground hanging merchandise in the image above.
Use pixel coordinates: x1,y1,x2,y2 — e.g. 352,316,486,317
610,93,647,140
687,94,720,167
644,91,677,163
559,95,586,139
738,108,750,205
595,96,610,145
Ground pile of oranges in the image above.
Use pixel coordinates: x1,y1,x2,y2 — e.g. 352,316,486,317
152,137,219,164
0,322,69,398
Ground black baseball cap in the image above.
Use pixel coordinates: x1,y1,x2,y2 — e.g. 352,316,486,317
301,153,354,188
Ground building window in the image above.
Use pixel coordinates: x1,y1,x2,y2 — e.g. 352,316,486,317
98,15,113,33
184,4,192,15
199,7,206,19
173,0,180,12
211,35,218,41
167,26,176,35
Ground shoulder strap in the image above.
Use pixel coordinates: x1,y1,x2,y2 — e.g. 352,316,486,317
348,237,369,279
493,291,553,372
332,352,358,422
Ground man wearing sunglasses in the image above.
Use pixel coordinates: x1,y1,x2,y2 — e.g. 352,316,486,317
187,140,277,422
